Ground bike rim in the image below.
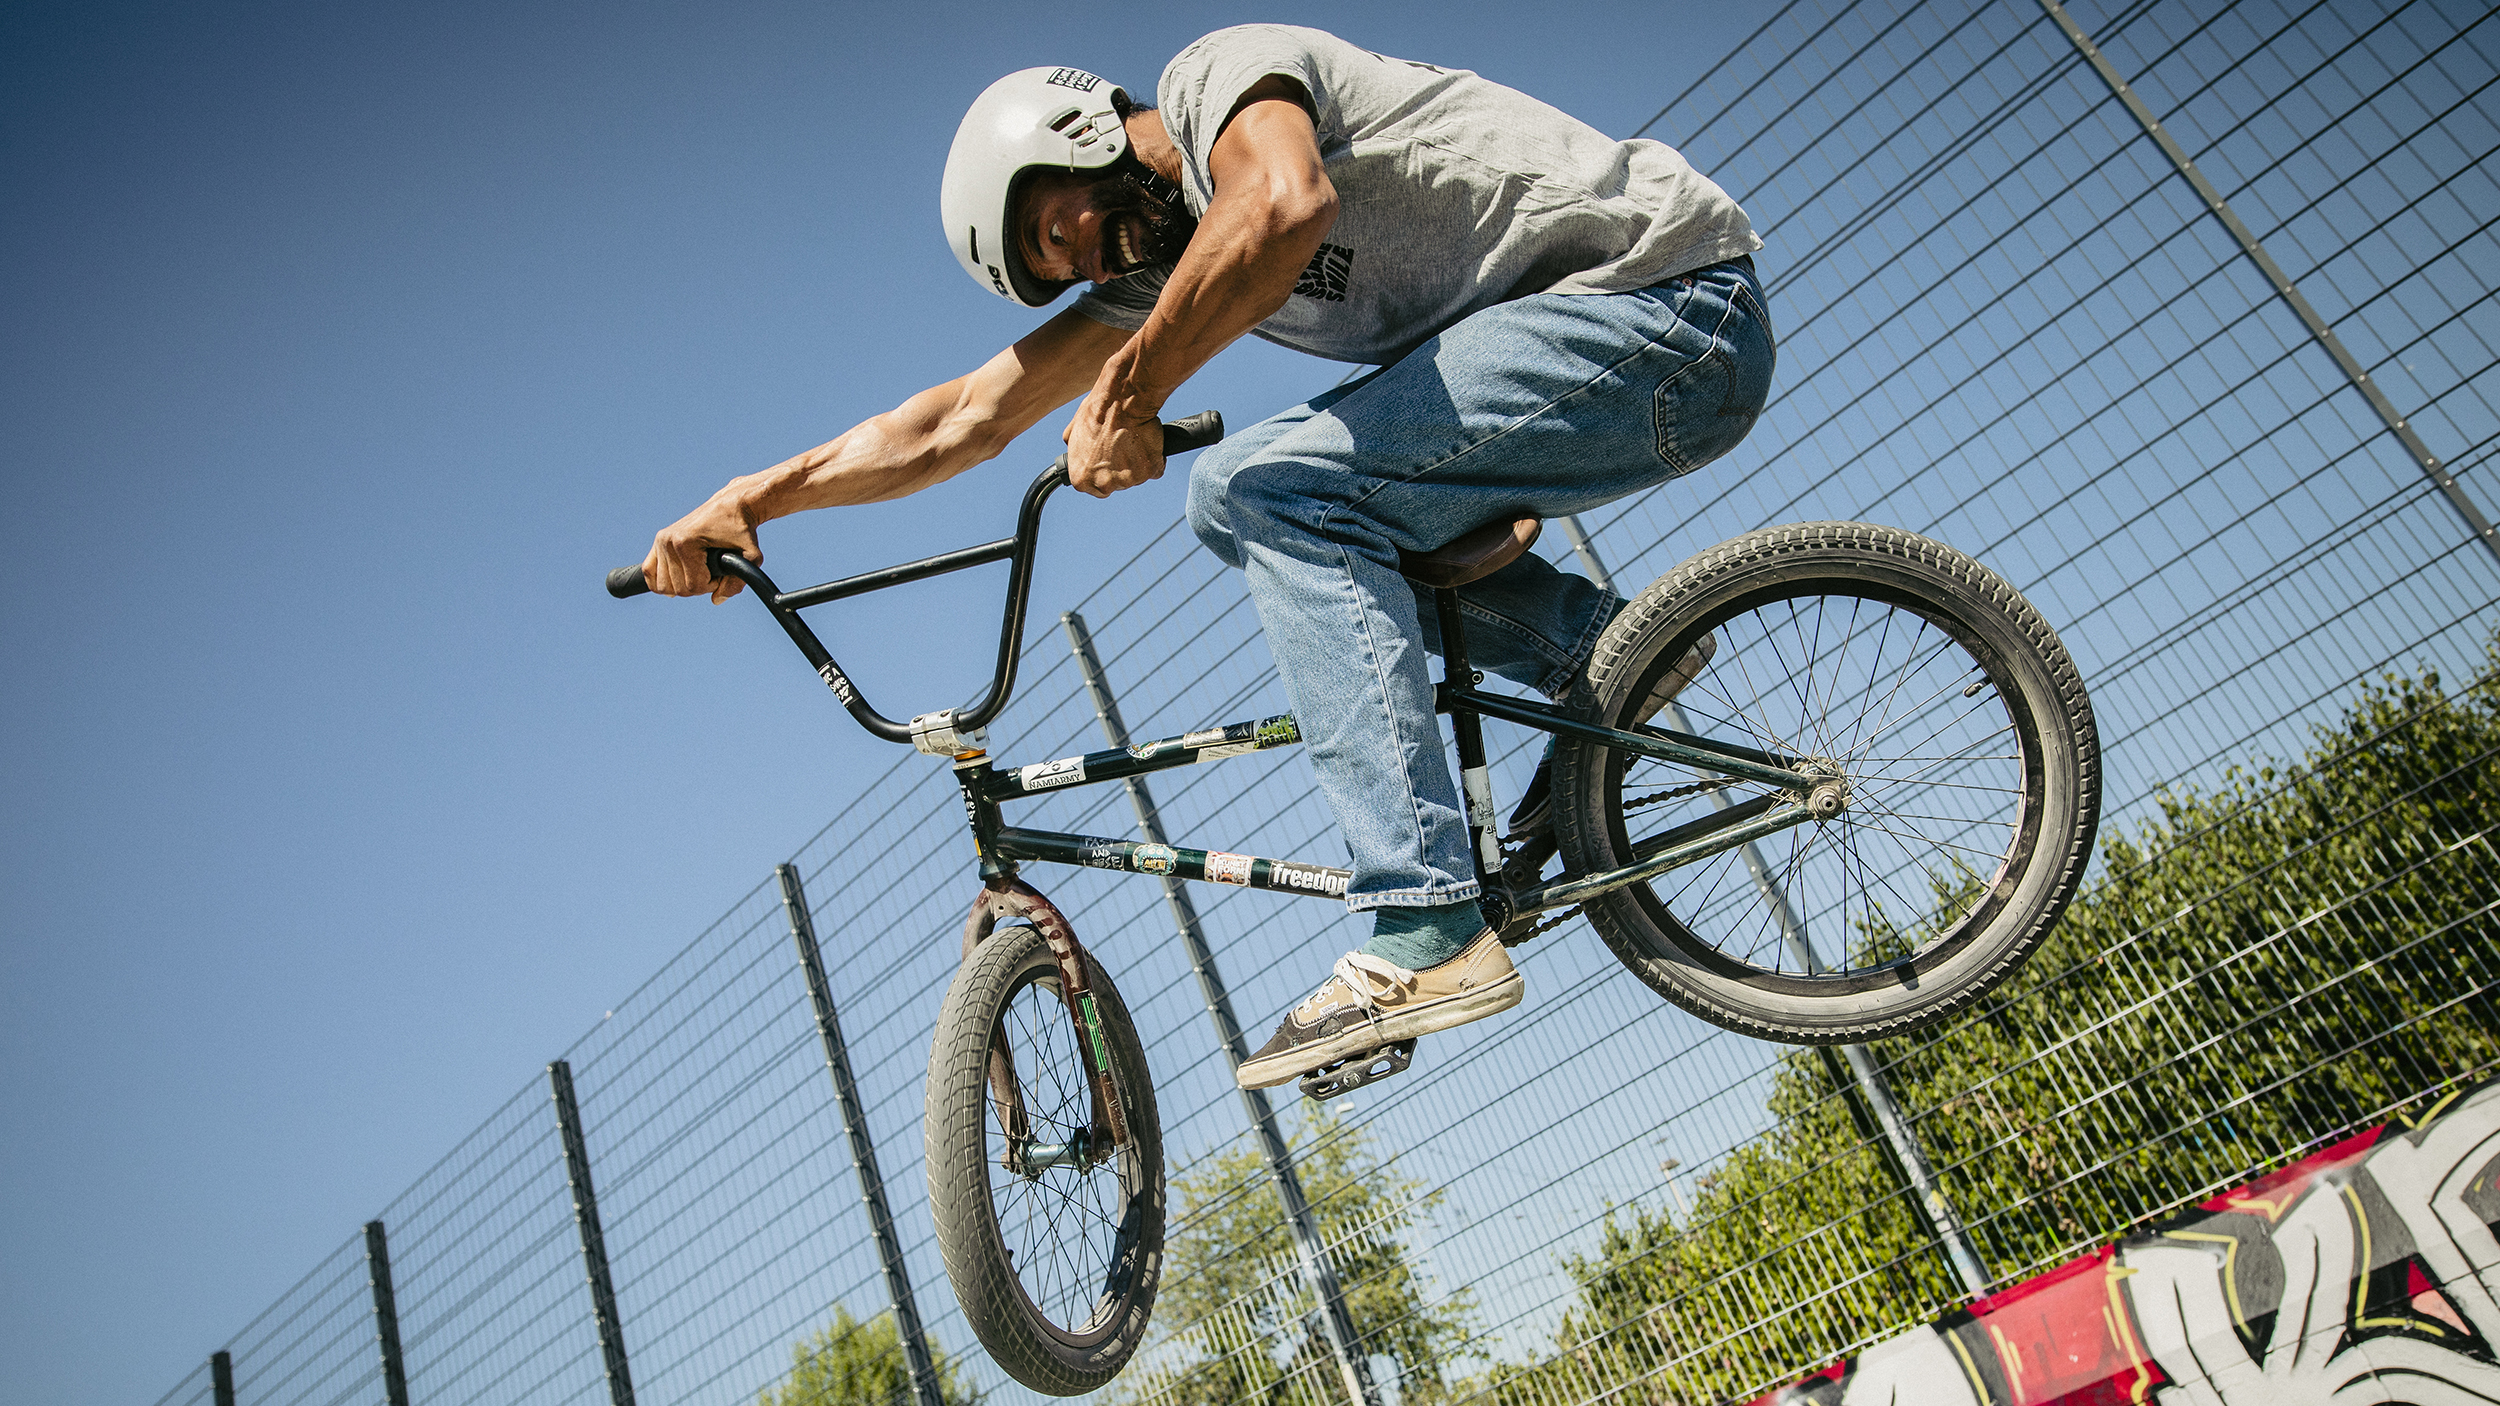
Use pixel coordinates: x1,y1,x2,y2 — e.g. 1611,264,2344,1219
985,963,1148,1346
1603,580,2045,995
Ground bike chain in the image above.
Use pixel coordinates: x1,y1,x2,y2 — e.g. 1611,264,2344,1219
1496,777,1740,943
1621,774,1740,813
1515,905,1584,941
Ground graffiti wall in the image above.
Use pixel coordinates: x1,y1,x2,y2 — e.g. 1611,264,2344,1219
1750,1080,2500,1404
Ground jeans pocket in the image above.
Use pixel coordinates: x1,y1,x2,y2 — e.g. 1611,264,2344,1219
1654,296,1775,476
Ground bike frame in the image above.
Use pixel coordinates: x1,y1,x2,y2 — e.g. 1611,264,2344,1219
685,451,1828,1155
702,458,1827,927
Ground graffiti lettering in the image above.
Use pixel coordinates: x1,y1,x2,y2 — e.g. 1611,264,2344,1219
1752,1081,2500,1404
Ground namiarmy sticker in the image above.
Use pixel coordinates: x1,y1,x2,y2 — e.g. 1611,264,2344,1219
1018,756,1087,791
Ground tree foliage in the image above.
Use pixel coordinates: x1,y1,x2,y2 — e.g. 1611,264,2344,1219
1471,650,2500,1404
758,1305,982,1406
1119,1105,1478,1406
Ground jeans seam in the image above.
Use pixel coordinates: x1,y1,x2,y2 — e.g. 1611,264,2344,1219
1553,586,1624,697
1652,286,1741,474
1329,532,1454,903
1454,597,1579,676
1347,880,1484,913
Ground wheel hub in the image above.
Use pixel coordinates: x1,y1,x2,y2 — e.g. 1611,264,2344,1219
1795,761,1849,821
1008,1127,1092,1177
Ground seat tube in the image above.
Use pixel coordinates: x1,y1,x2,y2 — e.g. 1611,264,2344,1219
1433,588,1504,888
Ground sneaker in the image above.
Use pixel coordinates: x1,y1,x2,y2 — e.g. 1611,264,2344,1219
1236,930,1524,1090
1506,632,1718,838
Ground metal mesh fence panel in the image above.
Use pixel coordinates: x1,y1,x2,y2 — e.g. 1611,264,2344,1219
380,1085,606,1402
159,2,2499,1403
205,1235,373,1406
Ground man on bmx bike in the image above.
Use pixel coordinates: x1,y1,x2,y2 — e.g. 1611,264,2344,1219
639,24,1775,1092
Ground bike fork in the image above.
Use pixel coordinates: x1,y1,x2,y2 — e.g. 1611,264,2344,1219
957,760,1129,1161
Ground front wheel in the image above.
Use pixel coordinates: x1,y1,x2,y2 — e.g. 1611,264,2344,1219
1554,522,2099,1042
926,921,1164,1394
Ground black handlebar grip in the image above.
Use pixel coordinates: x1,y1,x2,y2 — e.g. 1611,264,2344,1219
1161,410,1225,454
606,565,652,598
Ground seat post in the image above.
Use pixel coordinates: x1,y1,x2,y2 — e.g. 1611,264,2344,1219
1432,588,1504,890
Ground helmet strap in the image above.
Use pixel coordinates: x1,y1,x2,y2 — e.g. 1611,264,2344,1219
1106,151,1198,265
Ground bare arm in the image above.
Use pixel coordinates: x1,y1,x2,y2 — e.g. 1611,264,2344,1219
1064,78,1337,496
645,307,1132,600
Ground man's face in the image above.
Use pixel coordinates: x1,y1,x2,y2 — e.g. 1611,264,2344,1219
1016,170,1165,285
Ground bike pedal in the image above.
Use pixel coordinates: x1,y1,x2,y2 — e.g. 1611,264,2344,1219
1299,1039,1418,1102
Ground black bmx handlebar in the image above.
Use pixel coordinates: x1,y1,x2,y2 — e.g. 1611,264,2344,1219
606,411,1224,745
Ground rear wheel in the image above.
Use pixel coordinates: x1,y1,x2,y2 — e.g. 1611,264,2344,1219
926,921,1163,1393
1554,522,2098,1041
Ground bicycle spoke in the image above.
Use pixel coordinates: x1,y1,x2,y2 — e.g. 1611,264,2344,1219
1836,817,2015,865
982,970,1142,1335
1612,584,2036,982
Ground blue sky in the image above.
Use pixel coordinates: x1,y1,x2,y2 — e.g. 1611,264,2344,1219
0,3,1758,1401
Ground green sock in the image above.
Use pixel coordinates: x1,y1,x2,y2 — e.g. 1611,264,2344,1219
1364,899,1488,970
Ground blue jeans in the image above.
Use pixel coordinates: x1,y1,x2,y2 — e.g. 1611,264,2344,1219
1186,259,1776,910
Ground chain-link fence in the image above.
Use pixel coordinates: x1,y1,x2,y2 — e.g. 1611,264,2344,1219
156,0,2500,1402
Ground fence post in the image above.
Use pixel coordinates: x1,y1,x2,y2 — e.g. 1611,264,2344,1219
777,862,946,1406
1556,517,1993,1297
1062,611,1384,1406
549,1059,638,1406
363,1220,413,1406
2033,0,2500,570
210,1351,235,1406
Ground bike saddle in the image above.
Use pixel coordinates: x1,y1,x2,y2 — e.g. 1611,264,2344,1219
1399,516,1543,588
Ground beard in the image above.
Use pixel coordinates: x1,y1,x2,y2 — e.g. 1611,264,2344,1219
1092,166,1197,277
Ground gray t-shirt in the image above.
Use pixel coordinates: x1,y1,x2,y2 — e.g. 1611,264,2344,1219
1071,25,1761,364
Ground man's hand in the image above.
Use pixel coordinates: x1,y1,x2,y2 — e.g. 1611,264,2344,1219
1065,391,1167,497
1074,80,1333,486
644,492,761,604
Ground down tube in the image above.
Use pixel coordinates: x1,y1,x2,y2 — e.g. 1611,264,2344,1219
994,827,1353,901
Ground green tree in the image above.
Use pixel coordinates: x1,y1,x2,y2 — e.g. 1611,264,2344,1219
1470,649,2500,1404
759,1305,982,1406
1119,1105,1479,1406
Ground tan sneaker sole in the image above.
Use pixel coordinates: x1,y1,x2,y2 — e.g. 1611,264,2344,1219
1237,959,1524,1090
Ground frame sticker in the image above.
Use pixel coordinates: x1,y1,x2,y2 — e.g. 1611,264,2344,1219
1019,756,1087,792
1132,843,1177,875
1268,861,1350,897
817,661,859,705
1204,851,1254,886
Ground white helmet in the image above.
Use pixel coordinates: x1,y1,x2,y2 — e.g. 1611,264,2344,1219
940,67,1132,307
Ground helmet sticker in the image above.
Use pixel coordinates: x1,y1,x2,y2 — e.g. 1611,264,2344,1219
1045,68,1103,92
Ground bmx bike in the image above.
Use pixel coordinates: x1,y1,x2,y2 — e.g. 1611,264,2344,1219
607,411,2099,1393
